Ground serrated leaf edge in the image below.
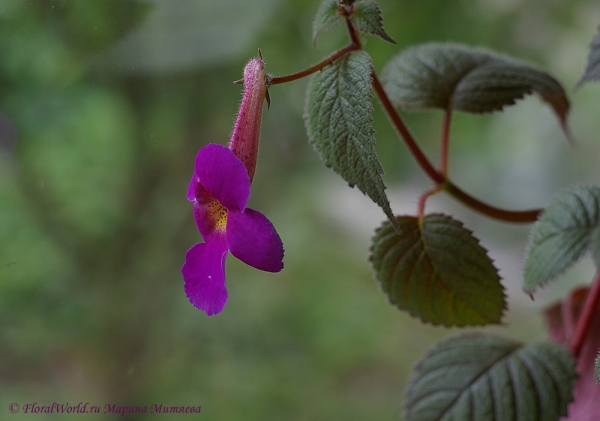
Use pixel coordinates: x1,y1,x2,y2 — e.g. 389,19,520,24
576,25,600,88
404,333,576,421
523,185,600,294
312,0,344,46
370,213,506,327
382,42,570,139
304,51,398,230
351,0,396,44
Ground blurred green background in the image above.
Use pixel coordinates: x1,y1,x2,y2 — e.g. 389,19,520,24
2,0,600,419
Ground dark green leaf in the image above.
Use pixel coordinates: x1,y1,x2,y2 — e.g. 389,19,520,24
405,333,576,421
351,0,395,44
577,26,600,87
312,0,344,46
382,42,570,138
524,186,600,294
370,214,505,326
305,51,397,229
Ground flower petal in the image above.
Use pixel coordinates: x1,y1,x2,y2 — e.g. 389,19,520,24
227,208,284,272
181,236,229,316
194,143,250,212
186,174,197,202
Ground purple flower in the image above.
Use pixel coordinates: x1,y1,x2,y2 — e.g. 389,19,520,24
181,57,284,316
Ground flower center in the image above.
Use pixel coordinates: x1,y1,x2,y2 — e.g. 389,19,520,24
206,198,228,234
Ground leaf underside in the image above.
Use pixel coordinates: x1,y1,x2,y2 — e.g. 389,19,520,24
405,333,576,421
351,0,395,44
523,185,600,294
312,0,343,46
305,50,397,229
370,214,505,326
382,42,571,138
577,26,600,87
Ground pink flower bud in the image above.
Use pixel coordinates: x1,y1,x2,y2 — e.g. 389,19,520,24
229,57,267,182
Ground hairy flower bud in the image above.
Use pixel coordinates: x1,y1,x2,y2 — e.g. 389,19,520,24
229,57,267,182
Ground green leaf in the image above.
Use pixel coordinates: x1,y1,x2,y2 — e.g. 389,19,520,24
382,42,571,138
351,0,395,44
577,26,600,87
523,186,600,294
405,333,576,421
369,214,505,326
305,51,397,229
312,0,344,46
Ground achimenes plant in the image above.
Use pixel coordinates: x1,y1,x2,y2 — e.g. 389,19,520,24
184,0,600,419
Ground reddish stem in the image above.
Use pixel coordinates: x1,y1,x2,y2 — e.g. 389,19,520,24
371,71,445,185
440,108,452,176
418,186,442,219
569,271,600,358
443,183,541,223
372,71,542,223
269,43,360,85
344,10,362,46
269,6,363,86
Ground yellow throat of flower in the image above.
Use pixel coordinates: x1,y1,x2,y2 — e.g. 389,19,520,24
206,197,228,234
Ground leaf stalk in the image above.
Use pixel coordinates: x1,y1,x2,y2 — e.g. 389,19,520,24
418,186,443,219
440,107,452,176
443,183,541,223
371,71,445,184
569,271,600,358
372,70,542,223
268,43,360,86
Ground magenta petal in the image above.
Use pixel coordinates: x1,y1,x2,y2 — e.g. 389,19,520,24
181,236,229,316
186,174,197,201
194,144,250,212
227,208,284,272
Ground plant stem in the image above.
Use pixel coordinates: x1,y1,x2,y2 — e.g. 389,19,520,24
371,68,542,223
269,43,360,86
371,71,445,185
371,70,541,223
270,9,543,224
344,11,362,46
418,186,443,219
269,8,363,86
444,182,541,223
440,108,452,176
569,271,600,358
